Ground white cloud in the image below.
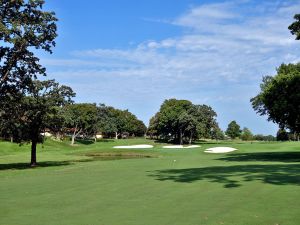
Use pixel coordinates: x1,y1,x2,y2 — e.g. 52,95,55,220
172,0,298,46
45,0,300,134
52,1,300,86
174,2,237,28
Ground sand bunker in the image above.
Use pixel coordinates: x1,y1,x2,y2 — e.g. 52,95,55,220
163,145,201,149
113,144,153,149
204,147,237,153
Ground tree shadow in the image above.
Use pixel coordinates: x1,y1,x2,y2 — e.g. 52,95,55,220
96,139,115,143
75,139,95,145
150,164,300,188
153,139,174,144
0,151,157,171
0,161,73,170
217,152,300,163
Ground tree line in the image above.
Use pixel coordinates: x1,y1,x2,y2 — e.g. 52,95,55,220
0,100,147,145
64,103,147,145
146,103,278,144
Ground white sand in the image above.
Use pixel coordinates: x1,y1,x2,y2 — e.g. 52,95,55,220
163,145,201,149
184,145,201,149
113,144,153,149
204,147,237,153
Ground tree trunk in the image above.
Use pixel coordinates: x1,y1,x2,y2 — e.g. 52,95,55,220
180,130,183,145
189,132,192,145
71,135,75,145
10,136,13,143
71,126,81,145
115,132,118,140
30,139,37,167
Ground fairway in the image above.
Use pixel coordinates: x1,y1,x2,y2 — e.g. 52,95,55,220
1,1,300,224
0,139,299,225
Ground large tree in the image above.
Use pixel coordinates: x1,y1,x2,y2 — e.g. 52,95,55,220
96,105,146,139
178,111,197,145
155,99,193,144
276,128,289,141
210,125,225,141
147,113,160,139
288,14,300,40
148,99,221,144
225,121,241,139
0,0,57,94
96,104,118,138
0,79,75,166
0,1,58,166
240,127,253,141
189,104,219,139
251,63,300,137
63,103,98,145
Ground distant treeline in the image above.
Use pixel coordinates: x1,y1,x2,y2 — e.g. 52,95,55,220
0,102,147,145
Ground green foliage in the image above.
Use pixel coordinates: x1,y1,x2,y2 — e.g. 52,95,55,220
117,109,146,137
63,103,98,144
96,104,118,134
240,127,253,141
148,99,221,143
0,0,58,165
189,104,219,139
288,14,300,40
276,128,289,141
0,80,74,139
211,126,225,140
0,0,57,95
147,113,160,138
225,121,241,139
0,79,75,165
95,104,146,138
251,63,300,134
253,134,276,141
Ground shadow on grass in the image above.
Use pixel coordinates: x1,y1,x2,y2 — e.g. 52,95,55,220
96,139,115,143
0,152,157,171
75,139,95,145
0,158,101,170
75,138,115,145
217,152,300,163
0,161,73,170
150,164,300,188
153,139,173,144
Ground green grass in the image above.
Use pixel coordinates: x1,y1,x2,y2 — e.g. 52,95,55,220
0,138,299,225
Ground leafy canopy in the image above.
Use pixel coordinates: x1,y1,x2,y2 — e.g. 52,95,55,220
288,14,300,40
0,0,57,95
148,99,222,143
96,104,146,137
251,63,300,133
240,127,253,141
225,121,241,139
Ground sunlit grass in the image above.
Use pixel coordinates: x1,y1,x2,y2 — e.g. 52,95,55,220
0,138,299,225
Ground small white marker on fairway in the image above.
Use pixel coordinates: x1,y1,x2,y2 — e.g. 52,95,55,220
173,160,176,162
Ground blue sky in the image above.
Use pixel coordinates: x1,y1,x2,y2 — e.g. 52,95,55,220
42,0,300,135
